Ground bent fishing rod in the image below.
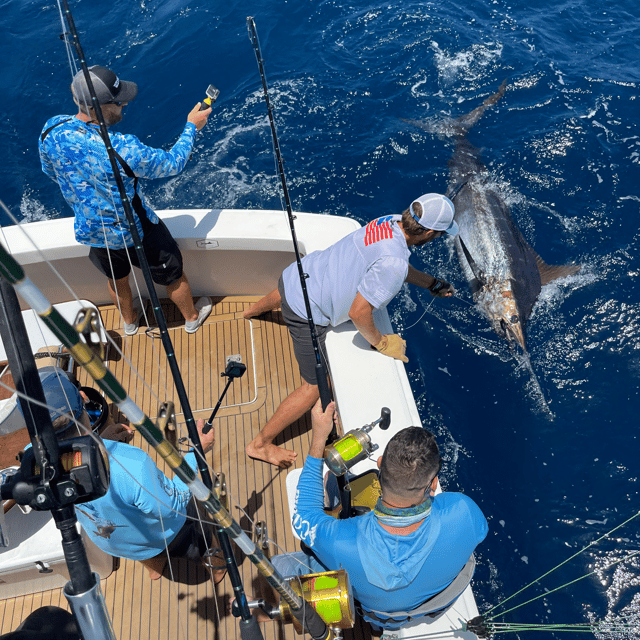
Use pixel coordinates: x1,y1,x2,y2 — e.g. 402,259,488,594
0,238,332,640
57,0,255,625
247,16,332,411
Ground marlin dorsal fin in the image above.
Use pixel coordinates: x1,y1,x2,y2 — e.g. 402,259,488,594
534,253,581,285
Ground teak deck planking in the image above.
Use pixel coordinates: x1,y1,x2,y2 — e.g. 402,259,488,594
0,296,370,640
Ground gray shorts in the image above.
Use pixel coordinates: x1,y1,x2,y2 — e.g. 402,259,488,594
278,276,329,385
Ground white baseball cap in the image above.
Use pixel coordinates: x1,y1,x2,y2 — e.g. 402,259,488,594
410,193,458,236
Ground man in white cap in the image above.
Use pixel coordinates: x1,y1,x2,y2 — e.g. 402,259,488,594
243,193,458,466
39,65,212,335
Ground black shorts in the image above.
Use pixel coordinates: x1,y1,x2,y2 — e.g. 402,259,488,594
166,498,213,562
88,217,183,287
278,276,329,385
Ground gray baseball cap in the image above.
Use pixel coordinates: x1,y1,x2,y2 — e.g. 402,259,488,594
71,65,138,105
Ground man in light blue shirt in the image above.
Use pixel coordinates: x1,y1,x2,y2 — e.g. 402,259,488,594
24,366,223,582
39,65,212,335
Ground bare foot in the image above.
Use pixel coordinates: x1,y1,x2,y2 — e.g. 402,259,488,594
246,440,297,468
140,554,167,580
147,567,163,580
212,568,227,584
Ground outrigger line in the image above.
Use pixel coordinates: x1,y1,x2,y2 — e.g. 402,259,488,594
247,16,332,412
465,509,640,637
55,0,258,626
0,239,333,640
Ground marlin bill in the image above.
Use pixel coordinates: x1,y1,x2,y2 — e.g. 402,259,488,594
445,81,580,352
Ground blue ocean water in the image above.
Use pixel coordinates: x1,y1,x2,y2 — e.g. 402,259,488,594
2,0,639,636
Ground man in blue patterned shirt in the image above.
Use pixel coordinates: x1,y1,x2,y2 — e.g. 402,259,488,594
39,65,212,335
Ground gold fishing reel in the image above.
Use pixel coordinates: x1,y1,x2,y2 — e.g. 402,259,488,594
324,407,390,476
279,569,355,634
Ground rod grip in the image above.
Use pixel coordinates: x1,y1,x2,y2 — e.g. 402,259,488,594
317,364,332,411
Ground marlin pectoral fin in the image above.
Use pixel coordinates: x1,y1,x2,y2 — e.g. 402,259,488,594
533,252,581,285
458,236,487,287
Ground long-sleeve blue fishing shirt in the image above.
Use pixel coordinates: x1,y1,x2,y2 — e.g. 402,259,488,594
293,455,488,629
75,440,197,560
39,116,196,249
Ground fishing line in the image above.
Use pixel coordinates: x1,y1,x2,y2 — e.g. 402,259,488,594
404,297,437,330
404,288,474,332
488,549,640,621
487,620,640,634
483,509,640,619
54,0,153,338
52,0,234,605
452,294,475,307
54,1,213,500
233,500,317,573
0,200,234,631
0,198,250,575
0,198,174,450
0,377,221,541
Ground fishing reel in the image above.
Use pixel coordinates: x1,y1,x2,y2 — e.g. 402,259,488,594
1,436,110,511
235,569,355,634
324,407,390,476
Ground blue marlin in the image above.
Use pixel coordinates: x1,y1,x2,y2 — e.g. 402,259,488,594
445,82,579,352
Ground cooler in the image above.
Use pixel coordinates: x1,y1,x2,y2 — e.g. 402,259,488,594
0,504,113,599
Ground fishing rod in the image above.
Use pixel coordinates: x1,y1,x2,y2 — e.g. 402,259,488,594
56,1,258,621
246,16,332,412
247,16,374,521
0,279,115,640
0,240,334,640
58,0,213,486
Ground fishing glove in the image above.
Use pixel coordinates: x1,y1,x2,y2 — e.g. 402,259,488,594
428,278,455,298
373,334,409,363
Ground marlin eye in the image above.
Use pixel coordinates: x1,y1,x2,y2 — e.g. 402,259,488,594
510,315,519,324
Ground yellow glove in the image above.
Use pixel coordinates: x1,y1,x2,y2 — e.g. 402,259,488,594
374,334,409,363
